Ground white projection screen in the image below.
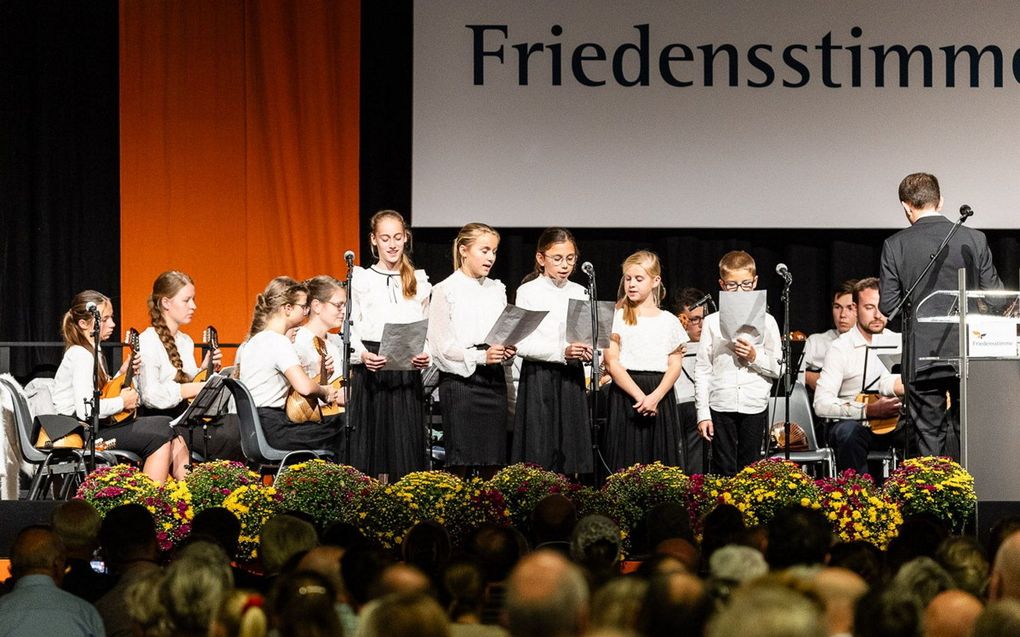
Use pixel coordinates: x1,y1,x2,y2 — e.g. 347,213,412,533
413,0,1020,229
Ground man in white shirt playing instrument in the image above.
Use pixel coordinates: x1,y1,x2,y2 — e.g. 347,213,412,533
814,278,904,475
802,280,857,391
673,287,709,474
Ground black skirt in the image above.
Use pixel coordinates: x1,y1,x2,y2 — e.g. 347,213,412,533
605,371,682,470
348,341,427,479
99,415,177,459
512,359,593,474
438,364,507,467
256,407,345,460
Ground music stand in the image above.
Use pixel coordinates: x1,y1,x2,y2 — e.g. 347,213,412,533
171,374,230,467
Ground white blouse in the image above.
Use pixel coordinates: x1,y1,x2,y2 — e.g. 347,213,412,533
611,308,688,373
52,345,124,420
294,326,342,382
238,330,303,409
427,269,508,378
350,266,431,359
137,327,201,410
514,276,589,364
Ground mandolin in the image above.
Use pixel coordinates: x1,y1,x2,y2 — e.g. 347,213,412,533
315,336,344,417
102,328,140,424
191,325,219,383
856,393,900,436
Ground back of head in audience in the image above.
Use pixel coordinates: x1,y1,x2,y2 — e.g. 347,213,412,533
923,589,983,637
531,494,577,551
506,550,589,637
935,535,988,598
321,521,365,548
259,514,319,576
812,567,867,637
162,542,235,635
51,499,101,558
988,516,1020,564
381,562,432,596
589,577,648,633
973,599,1020,637
211,590,269,637
646,502,694,548
707,583,826,637
765,505,832,571
469,524,525,584
886,514,949,574
827,540,887,589
708,544,768,603
10,525,66,582
360,592,450,637
192,507,242,559
853,587,922,637
402,520,452,584
890,557,955,609
638,571,712,637
444,561,486,623
340,543,393,609
297,545,346,602
989,530,1020,601
699,504,746,569
570,515,622,588
270,570,343,637
99,503,158,570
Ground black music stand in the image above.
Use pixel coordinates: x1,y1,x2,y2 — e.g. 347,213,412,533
172,374,230,467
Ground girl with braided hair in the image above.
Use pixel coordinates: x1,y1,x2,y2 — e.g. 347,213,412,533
136,270,243,460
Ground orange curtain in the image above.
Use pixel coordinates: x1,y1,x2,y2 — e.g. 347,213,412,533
119,0,360,360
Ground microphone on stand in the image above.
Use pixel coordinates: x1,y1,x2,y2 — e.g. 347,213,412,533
959,204,974,220
690,293,713,311
581,261,595,279
344,250,355,267
775,263,793,284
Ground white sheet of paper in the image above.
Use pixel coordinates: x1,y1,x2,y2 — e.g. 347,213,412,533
483,304,549,347
719,290,767,347
565,299,616,349
378,319,429,371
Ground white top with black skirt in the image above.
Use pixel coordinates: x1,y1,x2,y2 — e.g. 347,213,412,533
611,308,688,373
427,270,508,378
514,275,589,364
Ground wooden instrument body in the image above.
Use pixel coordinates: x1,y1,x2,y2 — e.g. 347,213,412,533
285,335,344,422
102,328,140,424
316,336,344,417
856,392,899,435
191,325,219,384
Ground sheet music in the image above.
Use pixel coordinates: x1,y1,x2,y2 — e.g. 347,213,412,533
483,305,548,347
565,299,616,349
719,290,767,347
378,319,429,371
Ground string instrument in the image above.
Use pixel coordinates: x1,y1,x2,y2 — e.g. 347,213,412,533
191,325,219,383
315,336,345,417
285,335,324,423
856,393,900,436
101,328,140,424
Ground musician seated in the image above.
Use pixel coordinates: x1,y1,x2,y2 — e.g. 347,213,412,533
813,278,904,475
802,280,857,391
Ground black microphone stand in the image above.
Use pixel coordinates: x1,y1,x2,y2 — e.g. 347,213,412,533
585,269,610,483
342,256,355,464
780,275,793,460
87,312,102,473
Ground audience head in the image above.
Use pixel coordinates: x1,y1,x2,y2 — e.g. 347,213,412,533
886,514,950,574
531,494,578,549
362,592,450,637
638,571,712,637
923,589,983,637
401,520,451,583
51,499,101,558
707,582,825,637
936,534,989,598
645,501,694,549
765,505,832,570
340,543,393,609
192,506,242,560
506,550,589,637
321,521,365,548
162,541,235,636
99,503,158,570
443,561,487,623
380,562,432,596
468,524,525,584
270,570,343,637
889,557,955,610
124,570,170,637
708,544,768,603
296,545,346,602
211,590,269,637
259,513,318,576
699,503,746,567
589,577,648,633
987,515,1020,565
813,567,868,637
990,530,1020,601
854,587,922,637
10,525,66,582
828,540,888,589
654,538,699,574
570,515,622,588
973,599,1020,637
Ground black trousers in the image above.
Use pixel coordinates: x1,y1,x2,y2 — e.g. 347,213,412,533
678,401,707,474
828,419,894,475
709,408,767,476
908,373,960,460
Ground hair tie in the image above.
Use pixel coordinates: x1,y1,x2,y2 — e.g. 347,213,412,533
241,593,264,614
298,585,327,596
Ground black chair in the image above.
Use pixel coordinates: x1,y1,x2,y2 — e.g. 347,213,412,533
222,378,333,481
767,381,837,478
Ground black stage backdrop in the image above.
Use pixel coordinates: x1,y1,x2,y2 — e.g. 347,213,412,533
0,1,121,378
359,2,1019,333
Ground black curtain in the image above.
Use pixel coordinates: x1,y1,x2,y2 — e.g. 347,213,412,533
359,3,1019,336
0,1,121,378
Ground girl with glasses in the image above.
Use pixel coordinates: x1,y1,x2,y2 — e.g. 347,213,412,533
293,275,347,430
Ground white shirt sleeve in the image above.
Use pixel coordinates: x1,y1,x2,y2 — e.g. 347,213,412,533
426,282,484,377
746,314,782,379
137,329,186,410
694,317,717,423
813,343,867,421
63,347,124,420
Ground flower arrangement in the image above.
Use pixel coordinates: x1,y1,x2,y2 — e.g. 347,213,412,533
685,473,734,537
222,484,283,560
817,470,902,548
727,459,822,526
486,463,572,532
147,478,194,551
571,484,612,520
601,462,690,552
76,464,157,516
883,456,976,531
185,460,260,514
275,460,378,528
360,471,508,550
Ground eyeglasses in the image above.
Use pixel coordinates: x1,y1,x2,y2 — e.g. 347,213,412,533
544,253,577,265
721,279,755,291
685,316,704,325
325,301,345,311
289,302,310,314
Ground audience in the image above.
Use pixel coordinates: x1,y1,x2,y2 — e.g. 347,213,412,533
506,550,589,637
269,570,343,637
922,589,983,637
972,598,1020,637
360,592,450,637
989,530,1020,602
50,500,111,603
94,504,163,637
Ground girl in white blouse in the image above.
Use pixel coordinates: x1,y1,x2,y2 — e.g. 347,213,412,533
52,290,188,482
604,250,687,470
293,275,346,448
137,270,242,460
512,227,593,475
349,211,431,479
239,277,343,456
427,223,515,477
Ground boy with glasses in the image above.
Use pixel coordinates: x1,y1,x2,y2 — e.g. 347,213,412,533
673,287,709,473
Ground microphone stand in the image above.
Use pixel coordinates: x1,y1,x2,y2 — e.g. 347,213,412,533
585,270,609,482
780,275,793,460
87,315,102,473
342,257,355,464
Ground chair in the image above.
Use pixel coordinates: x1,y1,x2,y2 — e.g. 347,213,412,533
867,447,899,480
767,381,837,478
0,376,118,499
222,378,334,481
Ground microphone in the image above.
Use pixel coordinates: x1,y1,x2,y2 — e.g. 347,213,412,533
581,261,595,278
344,250,355,267
959,204,974,220
776,263,792,283
690,293,713,311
